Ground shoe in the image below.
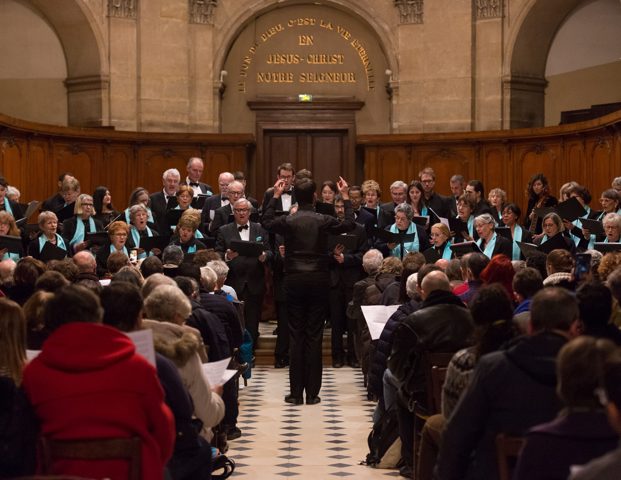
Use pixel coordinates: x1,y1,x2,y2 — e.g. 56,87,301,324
225,426,242,441
285,394,303,405
347,359,360,369
306,396,321,405
332,360,344,368
274,358,289,369
398,464,413,478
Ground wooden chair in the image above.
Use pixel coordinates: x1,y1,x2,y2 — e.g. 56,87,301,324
39,437,142,480
495,433,525,480
412,352,455,476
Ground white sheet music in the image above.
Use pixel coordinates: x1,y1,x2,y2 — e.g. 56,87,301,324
125,329,156,366
362,305,401,340
201,357,233,385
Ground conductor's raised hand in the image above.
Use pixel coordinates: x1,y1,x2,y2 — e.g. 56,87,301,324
337,176,350,200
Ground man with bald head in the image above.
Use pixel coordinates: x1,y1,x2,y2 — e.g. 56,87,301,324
72,250,98,282
387,270,473,477
183,157,213,197
202,171,235,229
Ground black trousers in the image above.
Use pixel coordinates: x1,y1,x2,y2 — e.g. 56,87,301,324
274,299,289,360
329,284,355,361
238,286,263,348
285,272,328,399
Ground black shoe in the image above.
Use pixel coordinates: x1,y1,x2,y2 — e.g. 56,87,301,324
347,359,360,368
285,394,303,405
306,396,321,405
398,464,413,478
226,426,242,441
274,358,289,369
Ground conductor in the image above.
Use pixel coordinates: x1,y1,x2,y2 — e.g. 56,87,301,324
262,175,355,405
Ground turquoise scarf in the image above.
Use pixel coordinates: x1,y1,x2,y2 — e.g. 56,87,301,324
70,217,96,246
389,222,420,257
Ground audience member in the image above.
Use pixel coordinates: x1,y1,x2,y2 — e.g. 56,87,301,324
22,285,175,479
512,267,544,333
5,257,46,305
515,336,618,480
34,270,70,293
22,290,53,349
140,255,164,278
543,249,575,289
457,252,490,305
437,287,579,480
576,281,621,345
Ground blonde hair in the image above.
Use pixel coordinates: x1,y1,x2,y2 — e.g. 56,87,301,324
361,179,381,197
175,208,201,233
75,194,95,216
0,211,19,236
0,298,27,385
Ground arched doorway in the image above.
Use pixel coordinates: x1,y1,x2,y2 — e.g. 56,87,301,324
217,2,392,192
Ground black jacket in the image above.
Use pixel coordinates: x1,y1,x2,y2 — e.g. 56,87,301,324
388,290,473,410
367,299,420,399
437,331,566,480
186,299,231,360
198,291,243,349
262,199,355,276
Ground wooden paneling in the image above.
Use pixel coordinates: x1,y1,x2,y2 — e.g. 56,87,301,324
0,113,253,209
359,110,621,216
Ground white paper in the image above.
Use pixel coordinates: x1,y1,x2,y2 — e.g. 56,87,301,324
26,349,41,361
126,329,156,366
362,305,401,340
222,369,237,384
201,357,232,386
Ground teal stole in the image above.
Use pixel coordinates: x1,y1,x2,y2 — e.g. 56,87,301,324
70,217,96,246
2,251,20,262
110,244,128,256
477,232,498,259
511,225,523,261
466,216,474,238
130,226,154,259
1,199,13,217
389,222,420,257
436,241,452,260
571,207,591,246
38,234,67,253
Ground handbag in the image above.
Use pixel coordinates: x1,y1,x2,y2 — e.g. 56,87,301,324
211,454,235,479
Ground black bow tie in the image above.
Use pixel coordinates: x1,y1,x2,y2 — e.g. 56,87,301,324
281,191,291,197
189,182,199,187
238,224,249,232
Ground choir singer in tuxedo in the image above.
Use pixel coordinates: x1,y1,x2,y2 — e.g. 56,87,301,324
215,198,271,347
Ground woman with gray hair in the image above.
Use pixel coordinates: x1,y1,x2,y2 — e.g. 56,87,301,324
535,212,575,253
143,284,224,441
474,213,513,259
127,203,159,259
603,213,621,243
379,202,429,259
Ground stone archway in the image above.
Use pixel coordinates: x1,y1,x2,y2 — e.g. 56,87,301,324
503,0,584,128
28,0,107,126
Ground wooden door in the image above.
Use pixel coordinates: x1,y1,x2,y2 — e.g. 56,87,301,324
264,130,348,187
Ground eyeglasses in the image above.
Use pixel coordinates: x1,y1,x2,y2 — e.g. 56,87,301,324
421,179,434,184
228,191,244,196
234,208,250,213
113,233,128,237
82,203,93,207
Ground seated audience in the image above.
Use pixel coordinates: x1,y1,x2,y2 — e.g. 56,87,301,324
22,285,175,480
5,257,46,305
543,249,575,289
515,336,618,480
143,284,224,441
569,346,621,479
512,267,544,333
576,281,621,345
0,298,37,477
22,290,53,349
437,287,579,480
100,282,213,480
457,252,490,305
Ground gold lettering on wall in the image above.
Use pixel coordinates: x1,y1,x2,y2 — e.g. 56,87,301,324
237,16,375,92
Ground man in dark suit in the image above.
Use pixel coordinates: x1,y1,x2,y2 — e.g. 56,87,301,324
233,171,259,209
215,198,271,347
419,167,451,221
209,181,251,235
329,195,369,368
183,157,214,196
41,172,73,212
466,179,493,216
261,162,296,215
349,185,375,233
150,168,181,233
449,174,466,217
263,176,355,405
378,180,407,229
202,171,234,228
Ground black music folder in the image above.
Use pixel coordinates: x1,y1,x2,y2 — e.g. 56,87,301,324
449,241,482,258
229,240,264,257
328,233,359,251
0,235,23,253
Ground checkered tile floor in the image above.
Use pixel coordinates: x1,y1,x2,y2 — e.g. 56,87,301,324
226,365,400,478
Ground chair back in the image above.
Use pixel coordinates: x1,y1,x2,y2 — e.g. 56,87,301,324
495,433,525,480
39,437,141,480
423,352,454,415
